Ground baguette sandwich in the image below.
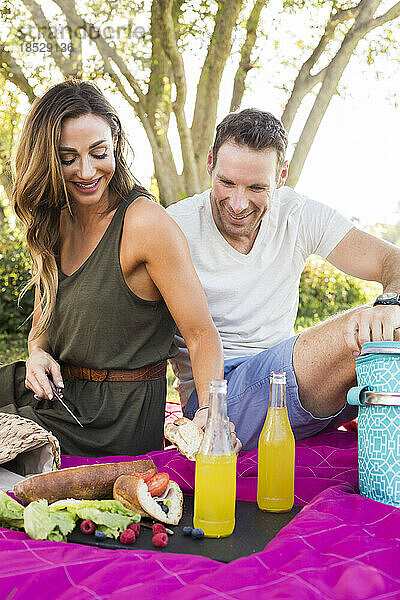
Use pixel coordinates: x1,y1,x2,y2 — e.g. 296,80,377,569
13,459,156,504
113,474,183,525
164,417,204,461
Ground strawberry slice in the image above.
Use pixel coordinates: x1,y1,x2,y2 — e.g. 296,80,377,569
147,472,170,497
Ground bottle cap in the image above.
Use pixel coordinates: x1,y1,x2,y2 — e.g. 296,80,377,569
270,371,286,384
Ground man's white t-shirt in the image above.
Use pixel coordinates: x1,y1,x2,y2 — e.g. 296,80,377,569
166,186,354,404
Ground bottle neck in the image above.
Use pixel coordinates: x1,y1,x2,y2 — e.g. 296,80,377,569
269,372,286,408
198,380,233,455
209,381,228,421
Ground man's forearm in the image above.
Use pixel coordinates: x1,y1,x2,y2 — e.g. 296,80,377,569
381,248,400,293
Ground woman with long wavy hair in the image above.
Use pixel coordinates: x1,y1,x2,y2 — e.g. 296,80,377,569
0,79,228,457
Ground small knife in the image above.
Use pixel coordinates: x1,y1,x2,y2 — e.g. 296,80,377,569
49,380,84,428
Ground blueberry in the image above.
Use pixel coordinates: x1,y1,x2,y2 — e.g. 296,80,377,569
157,501,169,514
191,528,204,539
94,530,106,540
182,526,193,536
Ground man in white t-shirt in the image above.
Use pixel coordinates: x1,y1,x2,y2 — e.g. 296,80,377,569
166,109,400,450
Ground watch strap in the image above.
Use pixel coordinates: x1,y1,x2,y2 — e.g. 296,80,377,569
373,293,400,307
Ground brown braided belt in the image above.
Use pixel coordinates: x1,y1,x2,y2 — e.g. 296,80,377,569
62,360,167,383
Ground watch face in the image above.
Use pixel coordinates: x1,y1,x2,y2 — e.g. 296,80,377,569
380,292,397,301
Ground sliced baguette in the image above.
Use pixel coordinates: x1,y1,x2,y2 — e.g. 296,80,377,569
164,417,204,461
13,459,156,504
113,475,183,525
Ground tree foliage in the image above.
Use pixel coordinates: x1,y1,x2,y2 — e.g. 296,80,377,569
295,255,379,331
0,0,399,207
376,218,400,246
0,221,34,335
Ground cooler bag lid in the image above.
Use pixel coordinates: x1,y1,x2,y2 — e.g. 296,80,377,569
361,341,400,355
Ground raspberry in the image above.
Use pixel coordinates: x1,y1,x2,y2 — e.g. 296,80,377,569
120,528,137,544
152,532,168,547
152,523,166,535
128,523,140,536
80,519,95,535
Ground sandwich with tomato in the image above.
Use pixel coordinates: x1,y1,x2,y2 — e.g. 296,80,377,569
113,466,183,525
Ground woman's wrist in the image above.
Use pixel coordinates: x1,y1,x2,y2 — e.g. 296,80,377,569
28,326,51,357
27,346,50,361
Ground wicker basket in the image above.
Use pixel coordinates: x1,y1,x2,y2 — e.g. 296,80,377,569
0,412,60,475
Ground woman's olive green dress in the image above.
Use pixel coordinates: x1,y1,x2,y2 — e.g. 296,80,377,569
0,191,178,456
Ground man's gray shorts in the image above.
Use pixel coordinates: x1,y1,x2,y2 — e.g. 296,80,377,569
183,334,358,451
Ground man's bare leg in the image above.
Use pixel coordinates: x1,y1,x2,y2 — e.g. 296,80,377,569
293,306,400,418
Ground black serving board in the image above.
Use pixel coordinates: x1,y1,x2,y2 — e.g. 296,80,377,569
68,496,301,563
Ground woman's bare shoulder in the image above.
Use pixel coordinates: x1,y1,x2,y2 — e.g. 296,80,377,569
124,195,183,238
122,195,189,267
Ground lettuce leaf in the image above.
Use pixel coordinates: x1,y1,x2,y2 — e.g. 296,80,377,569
3,496,140,542
51,498,137,516
50,498,140,539
0,491,24,530
24,500,76,542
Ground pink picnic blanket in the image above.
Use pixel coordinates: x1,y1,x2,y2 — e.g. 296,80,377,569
1,430,400,599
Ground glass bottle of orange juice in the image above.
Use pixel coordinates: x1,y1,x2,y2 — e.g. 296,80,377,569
194,379,237,537
257,371,295,512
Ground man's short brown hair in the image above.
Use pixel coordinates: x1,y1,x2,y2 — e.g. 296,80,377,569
212,108,288,175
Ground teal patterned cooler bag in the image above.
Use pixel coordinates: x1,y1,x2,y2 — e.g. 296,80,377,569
347,341,400,508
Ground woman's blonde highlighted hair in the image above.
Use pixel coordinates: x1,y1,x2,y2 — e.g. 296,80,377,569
12,79,147,339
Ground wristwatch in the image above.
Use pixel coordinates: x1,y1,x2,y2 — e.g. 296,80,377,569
373,292,400,307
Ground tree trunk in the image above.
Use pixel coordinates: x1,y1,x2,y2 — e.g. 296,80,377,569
152,137,185,206
191,0,243,191
153,155,183,207
230,0,268,112
287,32,366,188
0,170,13,204
22,0,81,76
0,44,36,103
281,5,362,133
0,137,13,206
4,0,399,203
155,0,200,195
287,0,400,187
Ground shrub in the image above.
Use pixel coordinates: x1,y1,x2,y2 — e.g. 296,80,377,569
296,256,379,332
0,221,34,335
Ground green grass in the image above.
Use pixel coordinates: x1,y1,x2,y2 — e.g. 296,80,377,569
0,332,180,401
